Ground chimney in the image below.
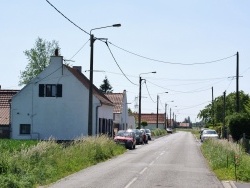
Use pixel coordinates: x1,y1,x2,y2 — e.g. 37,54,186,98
73,66,82,73
55,49,59,56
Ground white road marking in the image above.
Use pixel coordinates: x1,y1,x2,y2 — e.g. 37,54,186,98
139,167,148,175
149,160,155,166
124,177,138,188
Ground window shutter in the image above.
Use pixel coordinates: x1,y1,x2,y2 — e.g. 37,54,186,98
57,84,62,97
39,84,44,97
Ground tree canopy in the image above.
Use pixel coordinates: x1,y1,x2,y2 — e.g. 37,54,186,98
198,91,250,126
19,37,60,86
99,76,113,93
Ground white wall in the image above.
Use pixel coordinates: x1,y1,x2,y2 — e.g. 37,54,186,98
11,56,111,140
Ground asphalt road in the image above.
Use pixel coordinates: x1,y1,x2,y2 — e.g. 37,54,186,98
46,131,224,188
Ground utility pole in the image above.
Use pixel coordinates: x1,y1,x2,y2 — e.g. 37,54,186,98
170,108,171,127
138,77,144,129
165,103,167,129
223,91,226,139
236,52,239,113
156,95,159,128
88,33,95,136
173,112,174,128
212,87,214,127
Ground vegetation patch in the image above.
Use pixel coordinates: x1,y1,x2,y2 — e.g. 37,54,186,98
0,136,126,188
201,139,250,182
151,128,167,136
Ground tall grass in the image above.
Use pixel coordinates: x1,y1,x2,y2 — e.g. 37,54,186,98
201,139,250,182
0,136,126,188
151,128,167,136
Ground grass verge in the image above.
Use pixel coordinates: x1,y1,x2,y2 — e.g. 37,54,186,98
0,136,126,188
201,139,250,182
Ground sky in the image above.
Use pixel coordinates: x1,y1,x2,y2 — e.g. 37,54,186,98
1,1,250,123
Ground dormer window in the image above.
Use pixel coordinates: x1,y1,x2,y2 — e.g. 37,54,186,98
39,84,62,97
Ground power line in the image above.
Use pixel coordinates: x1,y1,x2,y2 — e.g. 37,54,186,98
108,41,236,66
69,39,90,60
45,0,89,35
145,81,156,103
105,41,137,86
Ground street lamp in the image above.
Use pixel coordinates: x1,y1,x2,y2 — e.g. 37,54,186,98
138,71,156,129
165,100,174,129
156,92,168,129
88,24,121,136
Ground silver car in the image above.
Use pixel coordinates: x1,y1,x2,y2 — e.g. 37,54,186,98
201,129,219,142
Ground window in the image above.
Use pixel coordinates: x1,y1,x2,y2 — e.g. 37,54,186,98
20,124,31,134
39,84,62,97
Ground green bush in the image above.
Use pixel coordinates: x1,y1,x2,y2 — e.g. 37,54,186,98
228,113,250,141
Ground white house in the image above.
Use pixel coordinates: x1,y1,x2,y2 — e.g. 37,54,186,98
11,54,114,140
105,90,135,131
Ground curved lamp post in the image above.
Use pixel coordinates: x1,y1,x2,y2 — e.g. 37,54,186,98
138,71,156,129
88,24,121,136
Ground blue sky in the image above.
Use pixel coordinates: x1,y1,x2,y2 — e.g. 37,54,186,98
1,1,250,123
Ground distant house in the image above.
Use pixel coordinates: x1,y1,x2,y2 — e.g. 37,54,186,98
0,88,19,138
11,54,113,140
136,113,166,130
105,90,135,131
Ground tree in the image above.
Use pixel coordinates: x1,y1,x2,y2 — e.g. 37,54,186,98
19,37,60,86
141,121,148,128
99,76,113,93
198,91,250,126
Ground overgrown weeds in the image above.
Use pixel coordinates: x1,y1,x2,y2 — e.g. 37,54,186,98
0,135,126,188
201,139,250,182
151,128,167,136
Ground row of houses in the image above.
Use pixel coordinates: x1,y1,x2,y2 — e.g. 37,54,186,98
0,53,175,140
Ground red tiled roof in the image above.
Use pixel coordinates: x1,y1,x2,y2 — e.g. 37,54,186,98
66,66,113,106
105,93,123,113
0,90,19,125
135,113,166,124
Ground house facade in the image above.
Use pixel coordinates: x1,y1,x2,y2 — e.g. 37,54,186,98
135,113,166,130
0,88,19,138
105,90,135,131
11,55,113,140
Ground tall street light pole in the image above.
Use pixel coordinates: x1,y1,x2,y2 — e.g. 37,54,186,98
88,24,121,136
165,100,174,129
138,71,156,129
157,92,168,128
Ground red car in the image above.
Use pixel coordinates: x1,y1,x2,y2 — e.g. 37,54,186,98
114,131,136,149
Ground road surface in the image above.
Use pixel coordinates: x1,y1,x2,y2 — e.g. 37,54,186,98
47,131,224,188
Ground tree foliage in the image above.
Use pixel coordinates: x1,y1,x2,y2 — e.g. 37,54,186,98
19,37,60,86
99,76,113,93
228,113,250,141
198,91,250,126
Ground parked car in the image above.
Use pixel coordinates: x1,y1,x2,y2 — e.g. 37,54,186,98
145,129,152,140
200,129,219,142
127,129,143,145
140,129,148,144
114,131,136,149
166,128,173,134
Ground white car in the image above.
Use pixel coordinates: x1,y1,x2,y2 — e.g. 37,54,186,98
201,129,219,142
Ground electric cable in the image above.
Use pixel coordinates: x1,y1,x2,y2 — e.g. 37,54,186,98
108,41,236,66
105,41,137,86
45,0,90,35
145,81,156,103
70,39,90,60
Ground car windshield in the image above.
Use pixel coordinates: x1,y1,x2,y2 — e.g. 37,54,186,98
145,129,150,133
117,132,124,136
204,130,217,134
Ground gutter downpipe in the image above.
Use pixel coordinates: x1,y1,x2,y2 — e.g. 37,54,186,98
96,102,102,136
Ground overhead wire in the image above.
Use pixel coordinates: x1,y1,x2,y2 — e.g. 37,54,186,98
45,0,90,35
108,41,236,66
69,39,90,60
105,41,137,86
144,81,156,103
